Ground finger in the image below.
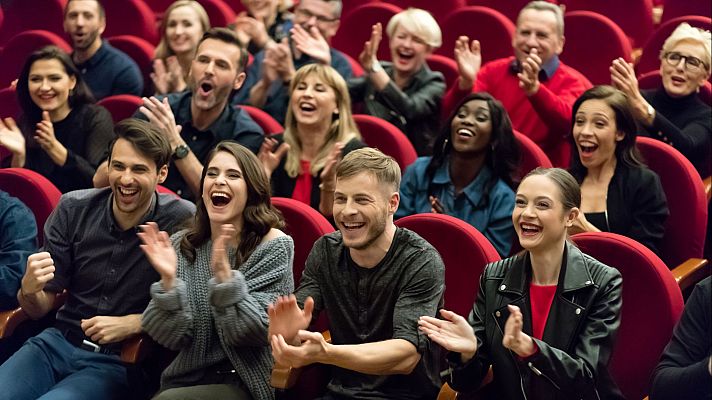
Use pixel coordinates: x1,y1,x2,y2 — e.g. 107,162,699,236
471,39,480,54
295,329,322,342
3,117,19,131
303,296,314,319
273,142,290,159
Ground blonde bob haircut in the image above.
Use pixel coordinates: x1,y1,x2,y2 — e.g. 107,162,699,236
155,0,211,60
283,64,361,178
660,22,711,73
386,8,442,49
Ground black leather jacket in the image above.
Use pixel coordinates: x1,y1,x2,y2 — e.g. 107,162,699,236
447,242,625,400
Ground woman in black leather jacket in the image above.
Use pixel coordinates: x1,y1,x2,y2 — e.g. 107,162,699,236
419,167,624,400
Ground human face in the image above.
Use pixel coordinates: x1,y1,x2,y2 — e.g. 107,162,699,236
333,172,398,251
572,99,623,170
242,0,279,22
513,174,576,253
513,9,563,64
389,25,431,78
64,0,105,51
290,73,338,127
109,138,167,227
202,151,248,228
165,6,204,56
450,99,493,154
660,40,710,98
190,38,245,111
28,59,76,119
293,0,340,41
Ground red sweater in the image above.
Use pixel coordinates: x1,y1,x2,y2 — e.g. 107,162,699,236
443,57,592,166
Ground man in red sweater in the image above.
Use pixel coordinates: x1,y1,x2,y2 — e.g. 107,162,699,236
443,1,591,166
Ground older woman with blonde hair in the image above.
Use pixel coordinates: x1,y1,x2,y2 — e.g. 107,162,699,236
610,23,711,177
153,0,211,94
349,8,446,155
258,63,365,217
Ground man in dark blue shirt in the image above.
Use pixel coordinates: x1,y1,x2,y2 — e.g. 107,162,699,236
0,190,37,310
234,0,353,124
64,0,143,99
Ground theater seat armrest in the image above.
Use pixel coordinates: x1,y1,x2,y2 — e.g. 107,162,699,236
673,258,710,293
0,307,29,339
270,330,331,389
121,333,157,364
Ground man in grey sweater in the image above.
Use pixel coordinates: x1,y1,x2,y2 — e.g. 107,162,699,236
269,147,445,399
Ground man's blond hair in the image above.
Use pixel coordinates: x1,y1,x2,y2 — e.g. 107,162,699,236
336,148,401,193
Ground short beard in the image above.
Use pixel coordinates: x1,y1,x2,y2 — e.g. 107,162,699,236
73,30,100,52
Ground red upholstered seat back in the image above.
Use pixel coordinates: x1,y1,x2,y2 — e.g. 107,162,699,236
635,136,708,268
395,213,501,317
0,0,67,46
104,0,160,45
239,105,284,136
572,232,684,400
106,35,156,97
426,54,459,90
0,168,62,245
436,6,515,65
0,30,71,88
332,3,402,61
513,129,552,183
0,87,21,120
353,114,417,172
637,16,712,77
565,0,654,48
97,94,143,123
387,0,466,25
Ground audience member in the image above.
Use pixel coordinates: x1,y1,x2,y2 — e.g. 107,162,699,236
141,141,293,400
444,1,591,166
268,148,445,399
232,0,294,55
420,167,624,399
611,23,712,177
568,86,669,253
0,190,37,310
258,64,364,217
94,28,265,202
153,0,210,96
348,8,445,155
0,46,114,193
650,276,711,400
235,0,353,124
63,0,144,99
0,119,195,400
397,92,519,256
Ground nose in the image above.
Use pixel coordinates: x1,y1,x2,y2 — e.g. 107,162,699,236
521,202,536,218
214,172,227,185
302,85,314,97
39,79,51,91
175,24,184,35
342,198,358,216
119,169,134,185
204,61,215,75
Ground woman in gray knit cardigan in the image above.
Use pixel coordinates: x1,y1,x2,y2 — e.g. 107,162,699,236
139,141,295,400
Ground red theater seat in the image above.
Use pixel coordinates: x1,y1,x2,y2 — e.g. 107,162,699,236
436,7,515,65
104,0,160,45
636,16,712,77
238,105,284,136
0,30,71,88
97,94,143,123
565,0,654,48
353,114,417,172
332,3,402,62
106,35,156,97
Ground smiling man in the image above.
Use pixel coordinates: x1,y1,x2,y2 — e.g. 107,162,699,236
63,0,143,99
0,119,194,400
268,147,445,399
443,1,591,166
123,28,264,202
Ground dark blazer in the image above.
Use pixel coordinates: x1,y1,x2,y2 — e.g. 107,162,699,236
447,242,624,400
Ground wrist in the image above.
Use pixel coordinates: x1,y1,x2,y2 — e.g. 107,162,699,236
517,334,536,358
319,182,335,192
161,276,175,291
458,77,474,91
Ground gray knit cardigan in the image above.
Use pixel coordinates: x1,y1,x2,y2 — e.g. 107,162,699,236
142,232,294,400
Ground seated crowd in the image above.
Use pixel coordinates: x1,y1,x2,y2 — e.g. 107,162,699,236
0,0,710,399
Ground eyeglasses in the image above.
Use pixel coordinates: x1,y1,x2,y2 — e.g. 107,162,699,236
663,52,708,72
295,8,339,24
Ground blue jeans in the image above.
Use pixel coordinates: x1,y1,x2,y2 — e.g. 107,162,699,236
0,327,128,400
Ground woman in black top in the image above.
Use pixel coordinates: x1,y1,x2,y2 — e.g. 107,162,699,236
568,85,668,253
611,22,711,177
0,46,114,192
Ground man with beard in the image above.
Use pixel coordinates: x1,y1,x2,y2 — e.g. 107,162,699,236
64,0,143,99
94,28,264,202
233,0,352,124
0,119,195,400
268,148,445,400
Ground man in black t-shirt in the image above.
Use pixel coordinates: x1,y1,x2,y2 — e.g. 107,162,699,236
268,148,445,399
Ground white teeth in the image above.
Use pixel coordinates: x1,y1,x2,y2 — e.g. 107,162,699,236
457,128,474,137
299,102,316,111
343,222,364,228
119,187,138,195
521,223,539,230
211,192,231,200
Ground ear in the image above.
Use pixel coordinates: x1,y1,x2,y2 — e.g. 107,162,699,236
615,130,625,142
565,207,580,228
233,71,247,90
388,191,400,215
556,35,565,55
68,75,77,91
156,164,168,184
98,15,106,36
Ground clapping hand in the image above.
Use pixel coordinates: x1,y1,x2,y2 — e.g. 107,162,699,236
454,36,481,90
268,294,314,343
257,137,290,177
518,48,542,96
358,23,382,71
502,304,536,357
211,224,236,284
138,222,177,290
0,117,26,166
419,309,478,362
290,24,331,65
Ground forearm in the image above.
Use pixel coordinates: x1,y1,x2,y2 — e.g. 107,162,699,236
45,145,68,167
249,79,272,108
321,339,420,375
93,160,109,187
173,153,204,199
368,68,391,91
17,289,56,320
651,358,712,400
10,153,25,168
318,188,335,217
142,280,194,350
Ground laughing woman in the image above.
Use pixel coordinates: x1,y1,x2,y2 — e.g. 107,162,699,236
348,8,445,155
140,141,294,400
567,85,668,253
396,92,519,256
0,46,114,192
258,64,365,217
419,167,624,400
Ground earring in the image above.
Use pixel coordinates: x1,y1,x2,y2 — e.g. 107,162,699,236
442,138,449,153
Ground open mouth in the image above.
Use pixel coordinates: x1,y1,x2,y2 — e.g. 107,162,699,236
670,76,686,84
199,81,214,96
210,191,232,207
396,50,414,64
456,128,474,138
341,221,365,231
117,186,139,202
519,222,541,236
578,142,598,155
299,102,316,112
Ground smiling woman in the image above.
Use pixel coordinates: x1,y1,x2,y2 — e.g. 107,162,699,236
0,46,114,193
396,92,520,256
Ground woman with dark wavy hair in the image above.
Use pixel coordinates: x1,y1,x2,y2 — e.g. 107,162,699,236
139,141,294,400
0,46,114,192
568,85,668,253
397,92,520,256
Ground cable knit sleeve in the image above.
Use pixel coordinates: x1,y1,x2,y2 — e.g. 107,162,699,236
142,278,195,351
210,235,294,347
